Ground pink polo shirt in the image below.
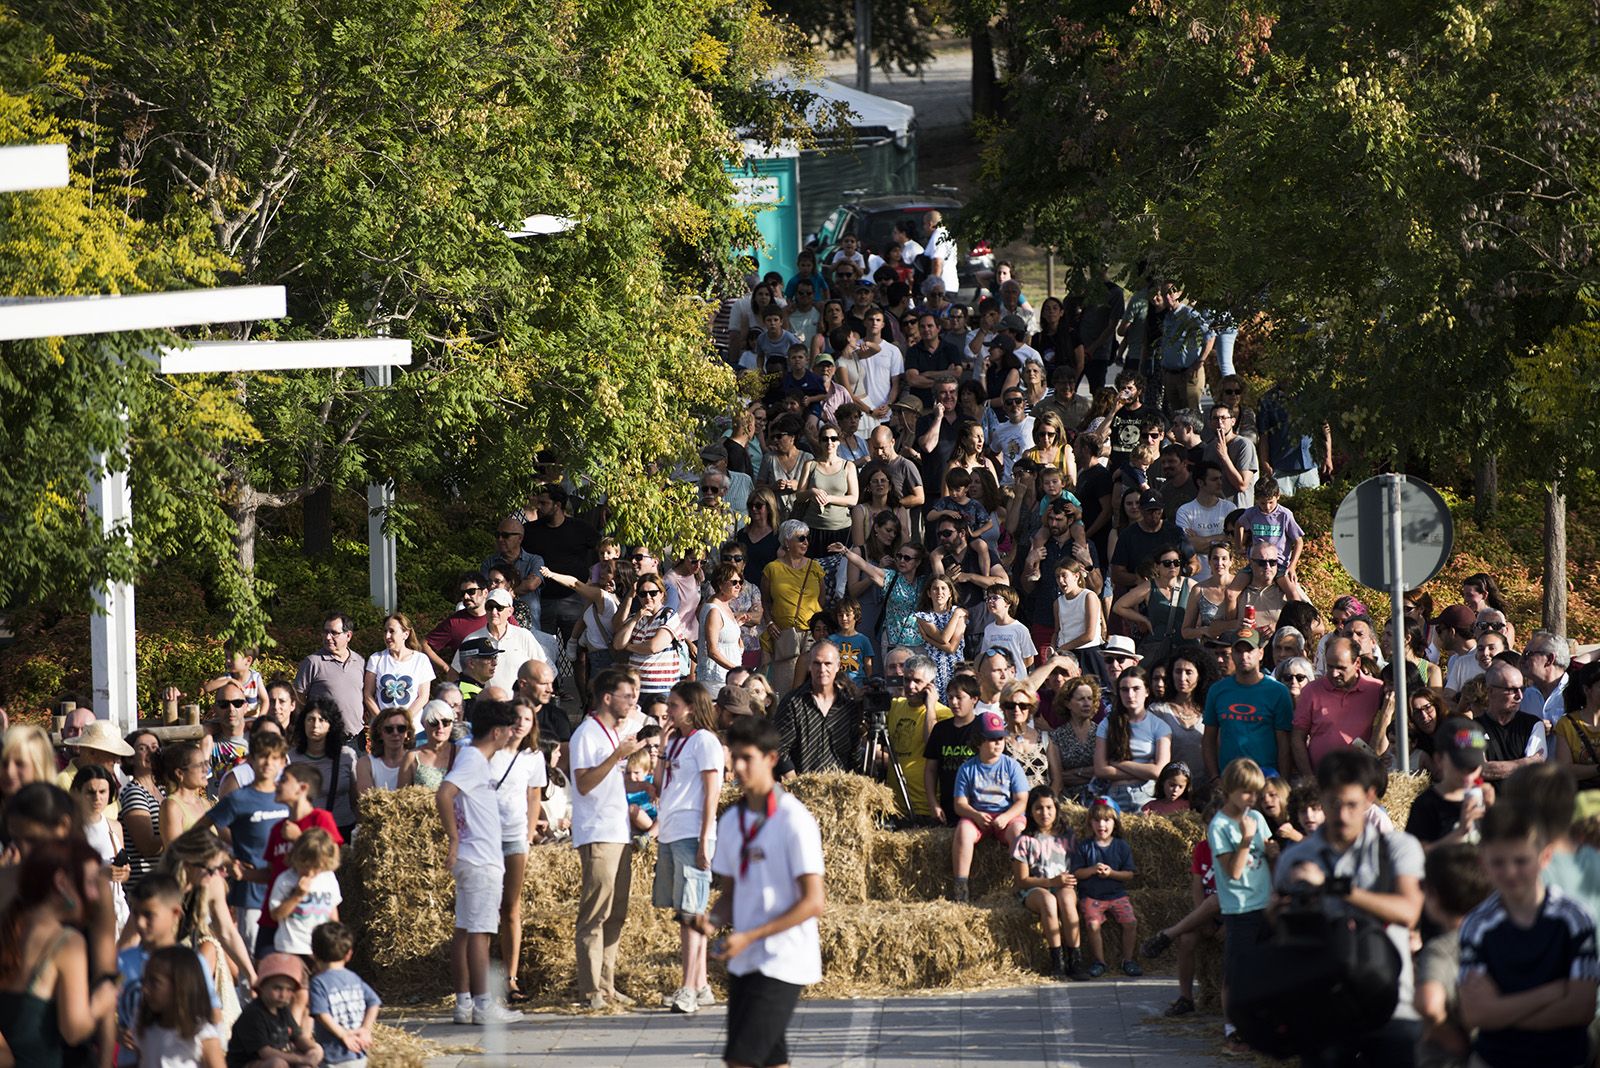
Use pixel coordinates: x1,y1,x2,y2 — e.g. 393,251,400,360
1293,674,1385,768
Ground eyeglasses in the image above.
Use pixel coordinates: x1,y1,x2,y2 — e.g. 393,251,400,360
1491,684,1525,693
1156,558,1182,568
382,724,410,735
214,697,248,709
496,531,520,539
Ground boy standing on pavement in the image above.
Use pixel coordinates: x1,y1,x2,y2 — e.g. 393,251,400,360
696,715,826,1068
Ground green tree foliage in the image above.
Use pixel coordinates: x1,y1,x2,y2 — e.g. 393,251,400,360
966,0,1600,481
17,0,816,645
0,14,266,639
769,0,947,76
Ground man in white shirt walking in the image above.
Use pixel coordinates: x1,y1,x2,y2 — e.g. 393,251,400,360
695,715,826,1068
571,668,648,1009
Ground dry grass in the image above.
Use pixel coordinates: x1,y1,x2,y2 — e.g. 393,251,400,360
367,1023,476,1068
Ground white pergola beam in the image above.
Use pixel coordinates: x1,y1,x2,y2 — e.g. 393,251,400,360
0,286,286,342
0,144,70,192
160,338,412,374
503,213,579,238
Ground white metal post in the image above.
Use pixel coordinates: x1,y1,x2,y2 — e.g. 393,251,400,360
364,363,397,615
1385,473,1410,773
88,453,138,732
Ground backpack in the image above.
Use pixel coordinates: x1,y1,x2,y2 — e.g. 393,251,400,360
1228,835,1404,1057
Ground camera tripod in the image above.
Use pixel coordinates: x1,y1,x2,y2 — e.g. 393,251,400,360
861,716,915,822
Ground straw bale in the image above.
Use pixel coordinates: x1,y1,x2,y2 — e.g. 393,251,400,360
778,772,897,905
1382,772,1431,831
811,899,1045,995
368,1024,474,1068
343,787,454,980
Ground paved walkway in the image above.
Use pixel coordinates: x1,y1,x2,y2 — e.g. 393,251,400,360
410,979,1233,1067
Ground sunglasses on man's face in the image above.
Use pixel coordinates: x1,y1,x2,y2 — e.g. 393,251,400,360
215,698,248,709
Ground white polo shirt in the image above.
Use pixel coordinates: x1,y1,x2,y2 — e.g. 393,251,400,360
711,789,824,985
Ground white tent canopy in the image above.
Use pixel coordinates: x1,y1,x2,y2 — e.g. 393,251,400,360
772,75,915,141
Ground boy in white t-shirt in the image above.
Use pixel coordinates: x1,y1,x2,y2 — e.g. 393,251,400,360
436,698,522,1025
979,585,1038,671
652,683,728,1015
571,668,649,1010
695,715,825,1068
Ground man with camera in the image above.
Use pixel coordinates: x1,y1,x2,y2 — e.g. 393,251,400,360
885,656,950,822
1255,749,1425,1065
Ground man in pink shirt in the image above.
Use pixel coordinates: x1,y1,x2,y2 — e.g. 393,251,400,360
1291,636,1385,776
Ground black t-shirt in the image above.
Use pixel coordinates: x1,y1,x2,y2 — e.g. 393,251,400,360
1110,520,1183,576
1078,463,1115,559
228,1000,296,1067
916,412,959,489
923,717,982,822
524,515,599,599
725,438,753,478
904,341,960,407
1109,405,1146,461
1403,786,1463,845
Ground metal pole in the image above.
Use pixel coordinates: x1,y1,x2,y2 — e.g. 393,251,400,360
855,0,872,92
365,364,397,615
1047,249,1056,298
1385,473,1410,773
89,442,138,734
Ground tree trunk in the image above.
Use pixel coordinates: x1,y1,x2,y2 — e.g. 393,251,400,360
303,483,333,558
1543,476,1567,635
1472,450,1498,526
971,25,1000,121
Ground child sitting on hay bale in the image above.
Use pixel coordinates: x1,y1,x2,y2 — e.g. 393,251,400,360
1011,785,1090,981
949,711,1030,903
1072,796,1139,978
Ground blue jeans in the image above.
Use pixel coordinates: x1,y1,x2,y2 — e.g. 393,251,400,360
1275,467,1321,497
1208,327,1238,377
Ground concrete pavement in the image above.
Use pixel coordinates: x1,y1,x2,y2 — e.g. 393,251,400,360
409,979,1234,1067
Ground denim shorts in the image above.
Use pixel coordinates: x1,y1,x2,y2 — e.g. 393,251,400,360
652,836,712,916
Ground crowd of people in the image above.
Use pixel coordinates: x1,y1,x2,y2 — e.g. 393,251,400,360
3,248,1599,1068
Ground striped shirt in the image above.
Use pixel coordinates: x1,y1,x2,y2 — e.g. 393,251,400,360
773,684,863,775
630,608,686,694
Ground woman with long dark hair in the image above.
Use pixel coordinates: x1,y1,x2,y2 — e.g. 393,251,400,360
1149,648,1218,793
1092,665,1172,813
289,698,359,836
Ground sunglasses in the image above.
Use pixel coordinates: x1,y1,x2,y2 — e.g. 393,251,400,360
1286,673,1311,683
381,724,410,735
429,718,456,728
725,554,745,562
638,588,662,596
215,697,248,709
793,533,810,542
1252,558,1280,567
460,586,483,596
630,552,652,561
895,553,920,562
999,701,1035,711
485,603,511,611
1156,558,1181,568
821,435,840,443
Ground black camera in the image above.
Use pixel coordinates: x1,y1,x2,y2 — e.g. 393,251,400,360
860,677,895,729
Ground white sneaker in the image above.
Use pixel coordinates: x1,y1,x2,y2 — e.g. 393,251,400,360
473,1002,525,1025
696,985,715,1007
669,987,699,1014
452,1000,473,1025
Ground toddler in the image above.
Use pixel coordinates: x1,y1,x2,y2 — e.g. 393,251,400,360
310,921,382,1066
267,829,342,956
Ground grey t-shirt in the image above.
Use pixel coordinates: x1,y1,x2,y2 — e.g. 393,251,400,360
1274,824,1426,1021
1414,932,1466,1068
1206,436,1259,510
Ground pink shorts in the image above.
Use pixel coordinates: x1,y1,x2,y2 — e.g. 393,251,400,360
962,813,1024,841
1081,895,1136,925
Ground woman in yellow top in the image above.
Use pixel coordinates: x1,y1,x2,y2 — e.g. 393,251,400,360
1552,661,1600,785
1022,408,1075,482
761,519,826,683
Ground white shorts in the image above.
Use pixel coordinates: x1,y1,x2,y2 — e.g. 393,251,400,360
452,862,505,934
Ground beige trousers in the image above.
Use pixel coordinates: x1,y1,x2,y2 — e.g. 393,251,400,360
575,841,633,996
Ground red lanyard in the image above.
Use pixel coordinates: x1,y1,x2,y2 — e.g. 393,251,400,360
591,714,619,751
662,729,698,791
737,789,780,877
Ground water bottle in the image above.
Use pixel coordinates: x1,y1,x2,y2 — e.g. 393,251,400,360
1464,784,1485,844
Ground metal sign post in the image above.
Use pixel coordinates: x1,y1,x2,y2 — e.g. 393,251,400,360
1385,474,1410,772
1333,474,1455,776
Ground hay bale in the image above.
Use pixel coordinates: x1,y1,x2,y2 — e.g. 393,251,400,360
368,1024,475,1068
343,787,455,996
780,772,896,905
811,900,1045,995
1382,772,1431,831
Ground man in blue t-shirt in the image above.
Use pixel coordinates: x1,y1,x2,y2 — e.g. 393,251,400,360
1202,629,1293,780
196,735,290,950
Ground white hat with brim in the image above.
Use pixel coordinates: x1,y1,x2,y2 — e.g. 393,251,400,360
1102,635,1140,662
62,719,135,757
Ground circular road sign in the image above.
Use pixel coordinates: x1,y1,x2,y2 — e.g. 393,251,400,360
1332,475,1455,590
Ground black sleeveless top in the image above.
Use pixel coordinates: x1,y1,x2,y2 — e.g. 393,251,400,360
1480,711,1542,763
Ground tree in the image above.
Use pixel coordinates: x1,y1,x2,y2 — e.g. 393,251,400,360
0,13,266,639
25,0,816,636
966,0,1600,614
768,0,946,77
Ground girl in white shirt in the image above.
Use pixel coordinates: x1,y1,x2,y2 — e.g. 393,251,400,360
491,702,547,1004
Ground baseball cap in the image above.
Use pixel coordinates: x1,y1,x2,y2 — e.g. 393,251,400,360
460,636,503,660
716,686,755,717
1137,490,1164,511
1225,628,1263,649
1433,604,1476,631
977,710,1007,740
999,313,1028,334
1439,717,1488,771
485,588,514,608
813,353,836,366
255,953,306,990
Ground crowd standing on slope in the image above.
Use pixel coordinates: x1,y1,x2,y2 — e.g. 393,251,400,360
3,246,1600,1067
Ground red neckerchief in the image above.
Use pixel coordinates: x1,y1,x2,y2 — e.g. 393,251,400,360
738,788,780,878
662,729,698,791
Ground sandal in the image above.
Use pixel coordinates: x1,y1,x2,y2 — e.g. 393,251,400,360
506,982,530,1005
